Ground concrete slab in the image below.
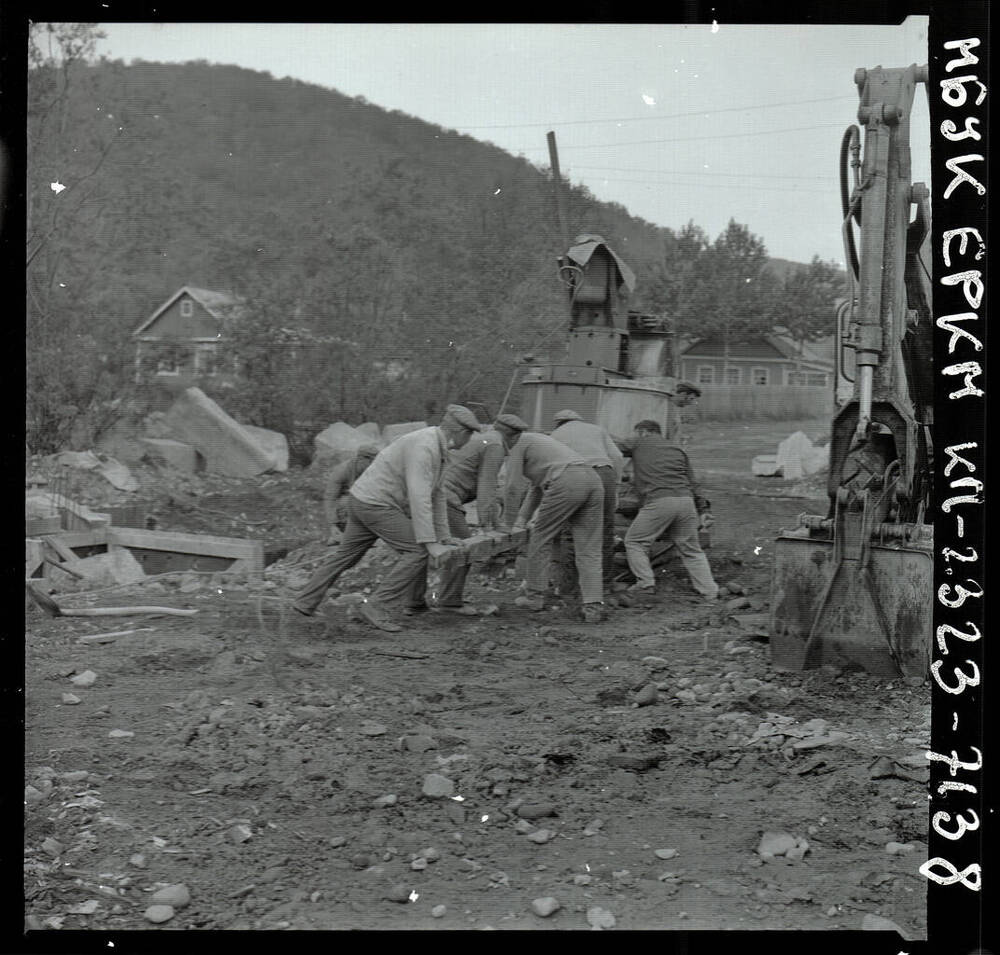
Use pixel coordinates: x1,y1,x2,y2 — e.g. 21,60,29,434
382,421,428,444
357,422,382,440
751,454,781,476
775,431,813,481
243,425,289,472
164,388,279,477
141,437,203,474
313,421,379,468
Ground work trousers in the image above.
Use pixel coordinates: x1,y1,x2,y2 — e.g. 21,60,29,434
526,465,604,605
624,495,717,596
553,464,618,598
435,499,471,607
293,496,428,614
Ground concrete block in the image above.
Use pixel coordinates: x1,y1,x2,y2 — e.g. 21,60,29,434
802,443,829,476
356,422,382,440
751,454,781,476
382,421,427,444
163,388,279,477
74,548,146,587
313,422,376,468
243,425,289,472
141,438,202,474
775,431,813,481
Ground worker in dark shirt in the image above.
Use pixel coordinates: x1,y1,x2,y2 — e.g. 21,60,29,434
618,418,718,600
323,444,381,541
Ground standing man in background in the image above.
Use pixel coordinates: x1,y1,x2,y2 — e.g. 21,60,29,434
496,421,606,624
434,413,529,613
549,409,624,589
323,443,381,542
292,405,483,632
619,418,718,601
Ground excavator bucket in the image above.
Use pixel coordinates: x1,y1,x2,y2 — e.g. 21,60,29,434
770,530,932,677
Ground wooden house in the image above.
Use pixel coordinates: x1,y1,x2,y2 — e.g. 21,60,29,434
678,333,834,388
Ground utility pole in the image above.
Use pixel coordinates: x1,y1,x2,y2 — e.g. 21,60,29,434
546,131,570,248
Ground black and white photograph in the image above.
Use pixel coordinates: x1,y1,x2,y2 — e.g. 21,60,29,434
16,8,989,946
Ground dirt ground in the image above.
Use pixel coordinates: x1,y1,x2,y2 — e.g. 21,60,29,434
23,417,930,936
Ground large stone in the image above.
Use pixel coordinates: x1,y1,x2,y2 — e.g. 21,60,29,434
775,431,813,481
356,422,381,440
140,438,202,474
802,443,830,475
163,388,280,477
71,548,146,587
52,450,139,492
381,421,427,444
243,425,289,472
751,454,781,477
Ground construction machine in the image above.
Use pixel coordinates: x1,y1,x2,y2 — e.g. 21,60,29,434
770,64,934,677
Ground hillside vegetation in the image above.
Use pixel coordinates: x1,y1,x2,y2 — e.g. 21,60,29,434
26,26,841,456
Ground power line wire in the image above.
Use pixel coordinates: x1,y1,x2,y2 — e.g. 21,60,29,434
583,176,831,195
508,122,845,152
454,94,856,130
569,164,831,182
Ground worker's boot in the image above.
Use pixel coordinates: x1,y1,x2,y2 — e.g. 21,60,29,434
358,598,403,633
581,602,606,624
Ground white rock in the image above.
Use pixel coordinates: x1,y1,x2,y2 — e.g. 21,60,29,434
108,729,134,738
531,896,561,917
422,774,454,798
586,906,617,930
374,794,398,808
144,904,175,924
757,831,798,858
421,847,441,862
70,670,98,687
431,904,447,918
654,848,678,860
527,829,555,844
61,693,81,705
151,884,191,909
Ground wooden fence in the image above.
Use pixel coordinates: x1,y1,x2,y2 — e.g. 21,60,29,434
687,384,835,421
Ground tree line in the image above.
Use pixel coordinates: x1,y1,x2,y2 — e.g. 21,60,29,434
26,25,842,459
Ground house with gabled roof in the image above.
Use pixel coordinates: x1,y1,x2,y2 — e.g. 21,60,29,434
678,332,834,388
132,285,242,383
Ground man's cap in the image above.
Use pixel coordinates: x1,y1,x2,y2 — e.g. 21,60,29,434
634,419,662,433
552,409,583,424
674,381,702,396
441,404,483,431
493,413,529,433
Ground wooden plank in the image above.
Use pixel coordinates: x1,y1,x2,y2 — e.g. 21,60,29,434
109,527,263,560
228,554,264,577
25,538,45,578
51,528,109,548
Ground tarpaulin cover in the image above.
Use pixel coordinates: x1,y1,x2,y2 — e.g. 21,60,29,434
565,234,636,293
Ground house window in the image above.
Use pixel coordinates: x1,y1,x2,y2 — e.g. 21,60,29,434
156,357,180,376
807,372,828,386
787,370,807,385
194,343,218,376
180,299,194,317
752,367,769,386
697,365,715,385
725,366,741,385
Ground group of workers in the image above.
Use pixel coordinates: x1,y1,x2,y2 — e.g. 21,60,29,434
292,398,717,632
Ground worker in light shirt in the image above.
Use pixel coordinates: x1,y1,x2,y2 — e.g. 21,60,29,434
292,404,483,632
549,409,624,588
496,419,606,624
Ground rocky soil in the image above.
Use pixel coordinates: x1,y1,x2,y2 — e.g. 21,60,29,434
23,419,929,936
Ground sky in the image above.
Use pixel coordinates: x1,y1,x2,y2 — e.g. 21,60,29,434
91,19,931,266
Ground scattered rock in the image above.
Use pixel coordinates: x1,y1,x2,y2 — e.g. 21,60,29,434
518,803,557,820
443,801,465,825
654,848,678,860
41,837,63,857
108,729,134,738
151,884,191,909
411,858,427,870
725,597,752,610
633,684,659,706
404,735,436,753
421,847,441,862
129,854,147,869
531,896,561,918
383,883,411,903
24,785,44,805
373,794,398,808
422,774,455,798
144,905,175,924
586,906,616,930
229,824,253,844
861,913,911,937
360,721,388,737
70,670,97,688
757,831,798,859
526,829,555,844
885,841,916,855
583,819,604,836
61,693,81,705
431,905,447,918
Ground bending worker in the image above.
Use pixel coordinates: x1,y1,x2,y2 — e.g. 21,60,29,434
618,418,718,600
549,409,624,587
435,413,529,613
496,418,606,624
323,443,380,542
292,405,483,632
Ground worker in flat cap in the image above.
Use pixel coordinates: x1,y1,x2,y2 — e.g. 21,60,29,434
292,404,483,632
549,409,624,590
434,413,529,614
323,442,381,543
666,380,701,443
495,418,606,624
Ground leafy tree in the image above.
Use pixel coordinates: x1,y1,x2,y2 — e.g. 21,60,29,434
773,255,842,361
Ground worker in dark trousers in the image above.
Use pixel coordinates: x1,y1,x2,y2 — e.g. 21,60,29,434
292,405,483,632
323,443,380,542
496,421,606,624
549,409,624,591
618,418,717,600
434,413,528,614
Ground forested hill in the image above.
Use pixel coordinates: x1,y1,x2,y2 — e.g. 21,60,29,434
27,52,837,451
